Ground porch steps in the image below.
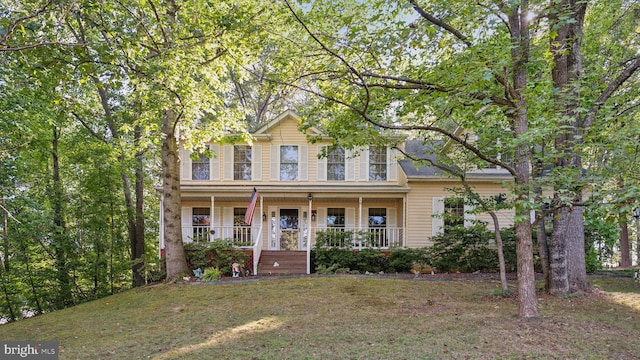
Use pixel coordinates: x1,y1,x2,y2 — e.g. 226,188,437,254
257,250,307,275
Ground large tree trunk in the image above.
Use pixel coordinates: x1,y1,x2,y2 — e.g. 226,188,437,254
548,0,589,295
509,0,539,320
162,110,190,280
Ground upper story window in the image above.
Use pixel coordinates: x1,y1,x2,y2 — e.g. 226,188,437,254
327,208,345,228
280,145,298,181
327,147,345,181
369,146,387,181
234,145,252,180
192,151,210,180
444,198,464,231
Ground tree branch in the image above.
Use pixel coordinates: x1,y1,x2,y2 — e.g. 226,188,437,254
409,0,472,47
583,56,640,131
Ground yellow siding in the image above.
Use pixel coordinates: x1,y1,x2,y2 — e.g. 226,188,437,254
405,181,514,248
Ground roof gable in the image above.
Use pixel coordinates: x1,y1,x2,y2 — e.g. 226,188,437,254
253,110,324,137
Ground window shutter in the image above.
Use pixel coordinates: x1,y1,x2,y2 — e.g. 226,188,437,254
252,145,262,180
317,145,327,181
180,148,192,181
359,148,369,181
464,204,476,227
317,208,327,230
299,145,308,181
210,144,220,180
223,207,234,240
387,208,397,245
270,145,279,180
223,145,233,180
432,197,444,236
181,207,192,242
346,208,356,229
345,149,355,181
388,147,397,181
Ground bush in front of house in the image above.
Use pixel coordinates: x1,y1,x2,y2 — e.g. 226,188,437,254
428,223,517,273
184,240,249,276
388,247,432,273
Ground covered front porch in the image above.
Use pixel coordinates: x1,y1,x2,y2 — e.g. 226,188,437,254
161,186,409,275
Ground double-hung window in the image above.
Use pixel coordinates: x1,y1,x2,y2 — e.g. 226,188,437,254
327,147,345,181
280,145,298,181
369,146,387,181
192,150,210,180
234,145,252,180
444,198,464,231
192,208,210,240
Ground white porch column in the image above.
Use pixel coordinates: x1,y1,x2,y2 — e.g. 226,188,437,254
403,195,407,248
307,195,312,274
210,196,215,240
358,197,363,231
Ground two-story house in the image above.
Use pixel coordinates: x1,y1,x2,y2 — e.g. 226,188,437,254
158,110,515,275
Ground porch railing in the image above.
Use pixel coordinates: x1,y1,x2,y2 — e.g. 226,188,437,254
182,225,255,248
312,227,404,249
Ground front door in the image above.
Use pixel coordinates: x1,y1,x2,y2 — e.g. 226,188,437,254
279,209,299,250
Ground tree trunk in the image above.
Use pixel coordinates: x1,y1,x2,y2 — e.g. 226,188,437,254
550,203,569,296
536,215,551,292
509,0,540,320
489,212,508,292
162,110,190,280
566,204,588,292
132,126,146,286
1,195,8,271
618,214,631,268
52,125,73,308
548,0,589,295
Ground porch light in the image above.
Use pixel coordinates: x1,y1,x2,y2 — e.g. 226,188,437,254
634,207,640,220
262,213,267,221
311,210,317,221
308,193,313,201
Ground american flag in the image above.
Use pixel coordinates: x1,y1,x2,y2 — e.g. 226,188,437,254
245,187,259,225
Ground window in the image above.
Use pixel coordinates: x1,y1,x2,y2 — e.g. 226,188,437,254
327,147,345,181
280,145,298,181
444,198,464,230
369,146,387,181
368,208,387,247
327,208,345,228
368,208,387,228
234,208,251,246
192,208,210,240
192,151,210,180
234,145,252,180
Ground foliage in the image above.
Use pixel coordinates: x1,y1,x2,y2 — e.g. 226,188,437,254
184,240,249,276
201,267,222,282
388,248,432,273
429,224,517,273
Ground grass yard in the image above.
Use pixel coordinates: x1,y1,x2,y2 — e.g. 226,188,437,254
0,275,638,359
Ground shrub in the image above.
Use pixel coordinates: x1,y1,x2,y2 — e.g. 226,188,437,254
388,248,431,273
184,240,249,276
202,267,222,282
429,224,514,273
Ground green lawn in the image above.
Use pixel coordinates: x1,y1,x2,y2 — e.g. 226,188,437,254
1,276,639,359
